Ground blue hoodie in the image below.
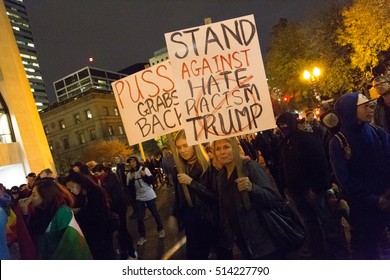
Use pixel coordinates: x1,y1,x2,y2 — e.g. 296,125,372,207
329,92,390,218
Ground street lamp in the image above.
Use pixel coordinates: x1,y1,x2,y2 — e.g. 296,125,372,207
303,67,322,108
303,67,321,81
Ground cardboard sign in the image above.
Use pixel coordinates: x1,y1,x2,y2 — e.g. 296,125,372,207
111,61,182,145
165,15,275,145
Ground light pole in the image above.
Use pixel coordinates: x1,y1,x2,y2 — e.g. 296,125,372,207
303,67,322,109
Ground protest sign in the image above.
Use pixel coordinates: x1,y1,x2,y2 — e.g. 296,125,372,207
111,61,182,145
165,14,275,145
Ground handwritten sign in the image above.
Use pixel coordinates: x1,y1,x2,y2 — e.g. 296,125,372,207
165,15,275,145
112,61,182,145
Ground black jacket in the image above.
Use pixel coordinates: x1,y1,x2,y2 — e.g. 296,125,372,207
277,113,331,196
218,159,279,259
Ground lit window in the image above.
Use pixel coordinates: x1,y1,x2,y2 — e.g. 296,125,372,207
108,126,114,136
44,126,49,134
118,125,124,135
59,120,66,129
85,110,92,119
114,107,119,116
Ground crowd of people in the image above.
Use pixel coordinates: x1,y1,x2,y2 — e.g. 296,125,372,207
1,76,390,260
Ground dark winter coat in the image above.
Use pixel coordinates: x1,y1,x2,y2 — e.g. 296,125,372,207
277,112,331,197
329,92,390,224
217,159,279,259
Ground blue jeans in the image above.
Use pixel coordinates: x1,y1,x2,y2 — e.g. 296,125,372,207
136,199,164,237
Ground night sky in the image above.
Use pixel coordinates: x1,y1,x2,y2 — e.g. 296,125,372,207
23,0,329,104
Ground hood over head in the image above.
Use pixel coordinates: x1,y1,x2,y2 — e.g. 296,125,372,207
334,92,360,131
276,112,298,138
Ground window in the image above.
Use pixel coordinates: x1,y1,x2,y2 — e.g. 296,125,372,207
59,120,66,129
54,80,65,90
44,126,49,134
74,114,81,124
108,126,114,136
63,138,70,149
90,129,96,140
85,110,92,119
78,69,89,79
103,106,109,116
118,125,124,135
114,107,119,116
48,141,54,151
64,74,78,86
79,133,86,144
0,94,15,143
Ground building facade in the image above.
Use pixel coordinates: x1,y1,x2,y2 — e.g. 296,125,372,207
149,47,169,66
53,66,129,103
4,0,49,111
40,89,128,174
1,1,54,188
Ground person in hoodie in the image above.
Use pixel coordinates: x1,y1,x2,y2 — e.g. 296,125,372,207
329,92,390,259
276,112,349,259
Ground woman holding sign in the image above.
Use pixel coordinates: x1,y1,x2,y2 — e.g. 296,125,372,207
213,137,285,259
174,130,232,259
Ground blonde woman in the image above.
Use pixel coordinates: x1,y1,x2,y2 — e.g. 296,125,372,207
213,137,284,259
174,130,231,259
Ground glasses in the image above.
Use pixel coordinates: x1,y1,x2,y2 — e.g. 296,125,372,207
373,82,389,88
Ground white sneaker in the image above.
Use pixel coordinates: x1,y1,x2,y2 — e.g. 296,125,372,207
127,251,138,260
137,237,147,246
158,230,165,238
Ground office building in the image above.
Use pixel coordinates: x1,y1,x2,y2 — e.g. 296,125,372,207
1,2,54,187
53,66,130,103
4,0,49,111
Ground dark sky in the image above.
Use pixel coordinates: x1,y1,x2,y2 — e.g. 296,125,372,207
23,0,329,104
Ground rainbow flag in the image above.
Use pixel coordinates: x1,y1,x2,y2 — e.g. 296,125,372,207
37,206,92,260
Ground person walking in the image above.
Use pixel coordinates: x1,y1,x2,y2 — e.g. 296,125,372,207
127,156,165,246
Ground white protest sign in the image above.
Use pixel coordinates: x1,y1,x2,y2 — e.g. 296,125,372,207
165,14,276,145
111,60,182,145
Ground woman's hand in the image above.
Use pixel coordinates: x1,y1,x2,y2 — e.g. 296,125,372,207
139,169,146,176
177,173,193,185
235,177,253,192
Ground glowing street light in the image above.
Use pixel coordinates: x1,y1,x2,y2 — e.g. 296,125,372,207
303,67,321,81
303,67,322,108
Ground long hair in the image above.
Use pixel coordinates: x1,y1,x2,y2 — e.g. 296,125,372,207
174,130,209,175
34,179,74,218
212,137,244,173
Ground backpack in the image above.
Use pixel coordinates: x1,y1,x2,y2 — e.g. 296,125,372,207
334,125,382,160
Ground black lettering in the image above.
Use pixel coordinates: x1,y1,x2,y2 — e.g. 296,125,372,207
171,32,189,59
221,21,242,49
204,27,224,55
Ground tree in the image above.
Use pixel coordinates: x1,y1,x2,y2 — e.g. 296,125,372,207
266,2,369,112
337,0,390,72
81,139,133,164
